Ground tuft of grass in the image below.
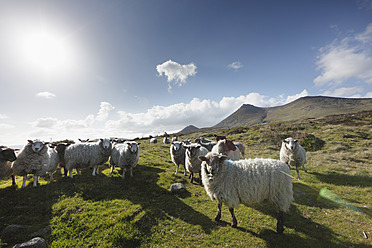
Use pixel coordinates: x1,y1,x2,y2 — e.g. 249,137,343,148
1,112,371,247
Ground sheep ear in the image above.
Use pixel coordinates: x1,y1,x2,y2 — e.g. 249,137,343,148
294,139,299,143
28,140,33,143
198,156,207,162
137,143,141,145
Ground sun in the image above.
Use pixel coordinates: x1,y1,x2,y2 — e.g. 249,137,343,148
17,27,75,75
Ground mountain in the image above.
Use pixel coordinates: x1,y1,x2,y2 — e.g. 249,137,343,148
215,96,372,128
179,125,199,133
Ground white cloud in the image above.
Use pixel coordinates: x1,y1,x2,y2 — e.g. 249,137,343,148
228,61,243,70
314,23,372,86
156,60,197,92
105,91,308,136
96,102,114,121
284,90,309,104
322,87,364,97
36,91,56,99
0,114,8,120
33,114,95,130
2,91,310,145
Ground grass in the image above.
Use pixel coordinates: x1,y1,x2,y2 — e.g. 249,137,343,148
1,112,371,247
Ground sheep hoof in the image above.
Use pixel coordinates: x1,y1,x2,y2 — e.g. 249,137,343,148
214,215,221,222
231,222,237,228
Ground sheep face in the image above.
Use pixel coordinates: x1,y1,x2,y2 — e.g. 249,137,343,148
28,140,47,153
100,139,112,150
283,138,299,152
0,147,17,162
199,153,227,179
185,145,201,158
171,142,182,151
127,142,140,153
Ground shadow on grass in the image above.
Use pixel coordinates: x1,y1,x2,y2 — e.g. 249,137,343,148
233,204,372,248
312,171,372,187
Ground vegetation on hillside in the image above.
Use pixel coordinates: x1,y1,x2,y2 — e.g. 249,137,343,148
0,111,371,247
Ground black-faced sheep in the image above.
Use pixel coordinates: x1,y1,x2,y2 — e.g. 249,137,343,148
0,146,18,185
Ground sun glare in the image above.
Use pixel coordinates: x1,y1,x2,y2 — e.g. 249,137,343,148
17,27,75,75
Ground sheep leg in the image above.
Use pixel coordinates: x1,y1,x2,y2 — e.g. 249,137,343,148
276,211,285,234
21,175,27,188
63,167,68,177
130,168,133,177
183,164,187,176
175,164,179,175
49,172,54,182
229,208,238,227
303,164,308,173
122,168,126,179
189,172,194,183
69,169,73,178
198,172,202,185
110,165,114,176
33,175,38,187
296,167,301,180
92,166,97,176
215,201,222,222
11,175,16,186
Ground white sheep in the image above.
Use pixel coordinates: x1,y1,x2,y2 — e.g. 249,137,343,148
199,153,293,234
170,141,187,176
163,137,170,144
64,138,112,178
0,146,18,185
171,137,178,142
110,141,141,179
184,144,208,184
150,138,158,144
211,139,240,160
11,140,59,188
234,142,245,158
280,137,307,180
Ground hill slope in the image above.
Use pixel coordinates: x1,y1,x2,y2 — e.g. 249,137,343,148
215,96,372,128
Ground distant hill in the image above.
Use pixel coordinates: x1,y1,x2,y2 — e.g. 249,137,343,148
179,125,199,133
215,96,372,128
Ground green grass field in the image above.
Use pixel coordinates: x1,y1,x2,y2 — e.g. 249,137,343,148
1,112,371,247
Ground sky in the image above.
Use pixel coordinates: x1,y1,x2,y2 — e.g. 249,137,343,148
1,0,372,146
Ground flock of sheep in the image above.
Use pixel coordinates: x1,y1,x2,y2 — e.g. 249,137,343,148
0,134,307,234
170,135,307,233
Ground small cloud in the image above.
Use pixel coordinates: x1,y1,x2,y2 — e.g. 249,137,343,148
322,87,364,97
0,114,8,120
96,102,114,121
36,91,56,99
156,60,197,92
228,61,243,70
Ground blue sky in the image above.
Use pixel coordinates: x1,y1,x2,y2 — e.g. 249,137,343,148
1,0,372,146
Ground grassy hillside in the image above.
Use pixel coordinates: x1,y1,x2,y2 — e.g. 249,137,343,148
0,111,371,247
215,96,372,128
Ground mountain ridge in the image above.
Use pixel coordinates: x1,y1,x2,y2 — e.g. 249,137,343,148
215,96,372,128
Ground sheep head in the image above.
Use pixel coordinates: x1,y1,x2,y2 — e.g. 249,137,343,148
283,138,299,152
199,152,227,179
126,142,140,153
99,138,112,150
28,140,48,153
0,147,17,162
184,144,201,157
